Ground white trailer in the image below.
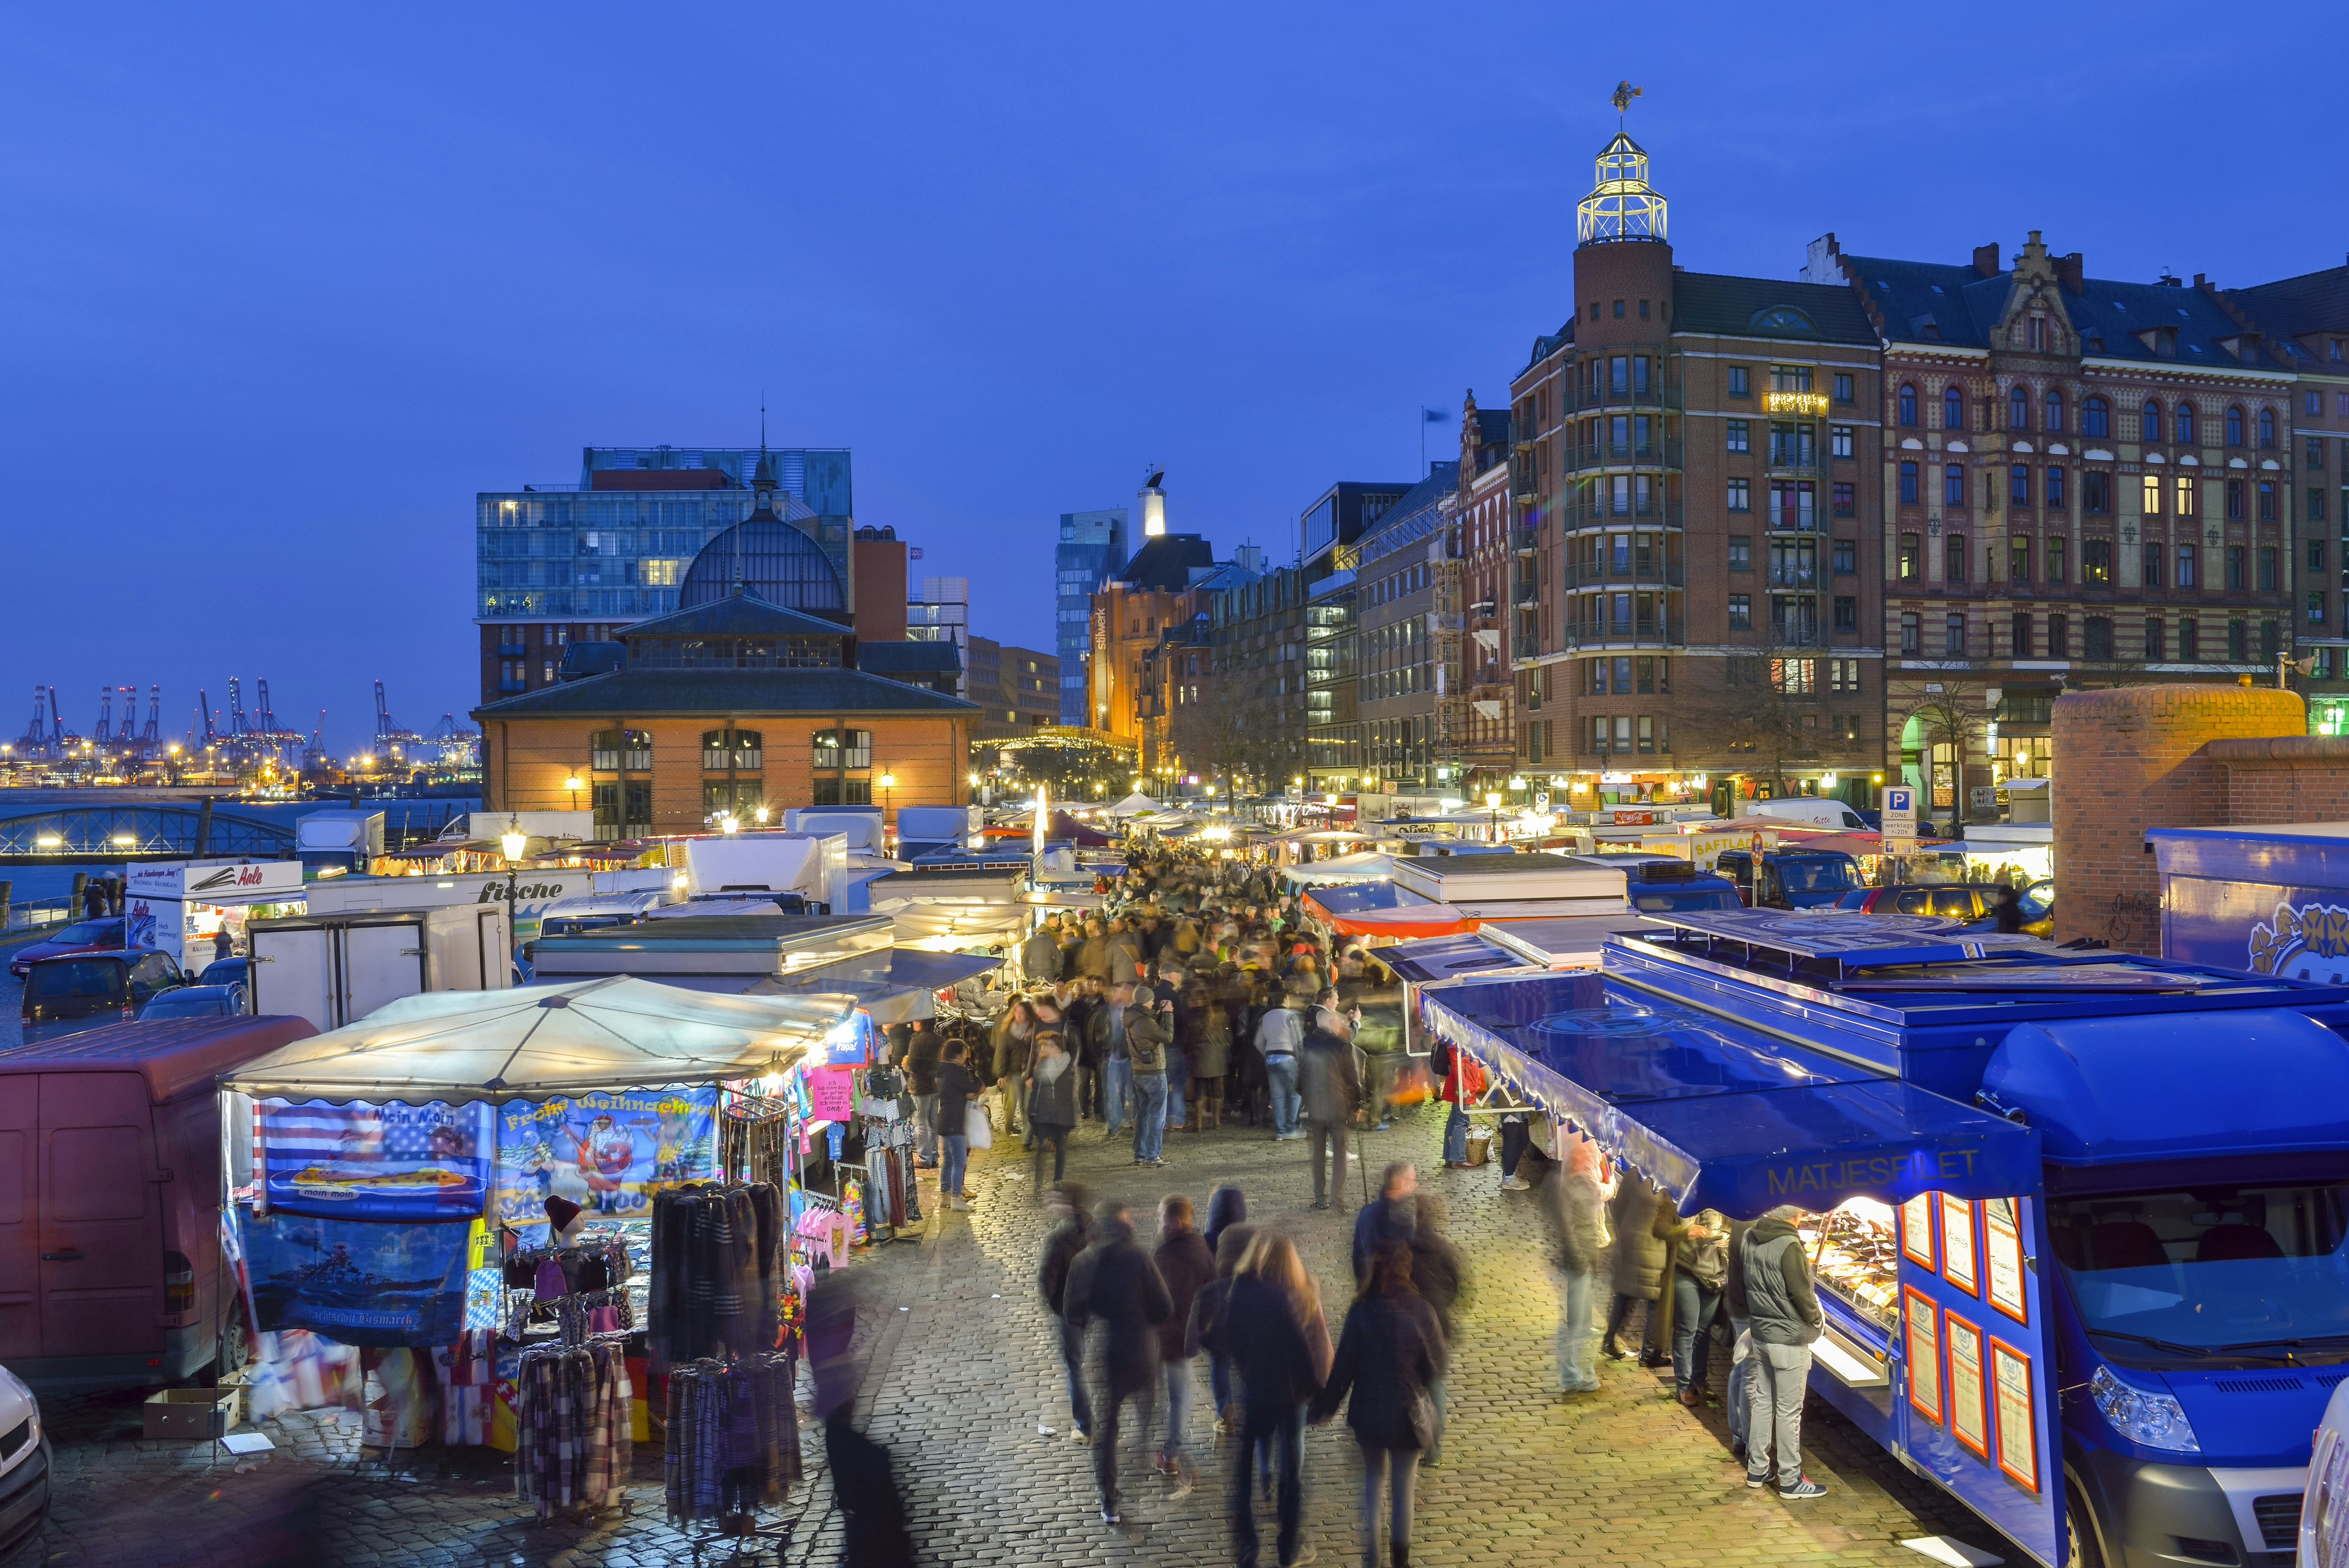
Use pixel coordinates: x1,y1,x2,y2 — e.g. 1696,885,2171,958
246,904,512,1031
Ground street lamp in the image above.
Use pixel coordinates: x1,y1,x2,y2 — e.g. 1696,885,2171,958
563,773,584,813
878,771,896,827
1486,790,1504,842
754,804,770,825
719,814,740,836
499,815,528,928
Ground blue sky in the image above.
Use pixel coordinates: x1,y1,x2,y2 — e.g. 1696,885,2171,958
2,3,2340,749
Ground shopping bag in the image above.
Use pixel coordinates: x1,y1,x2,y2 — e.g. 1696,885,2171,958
963,1101,994,1151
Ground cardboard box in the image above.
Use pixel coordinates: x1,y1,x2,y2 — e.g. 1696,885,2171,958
144,1387,239,1442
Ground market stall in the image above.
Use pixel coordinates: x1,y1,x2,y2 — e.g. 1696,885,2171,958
126,857,308,971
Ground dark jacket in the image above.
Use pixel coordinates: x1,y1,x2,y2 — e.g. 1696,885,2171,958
1203,1187,1247,1259
1721,1217,1757,1318
1152,1228,1217,1362
1299,1024,1362,1125
1407,1208,1466,1340
1351,1195,1419,1285
1607,1178,1683,1301
1037,1213,1092,1317
1026,1050,1078,1128
1740,1214,1825,1346
1063,1216,1172,1393
905,1030,941,1097
1089,1000,1171,1074
1548,1169,1607,1276
1308,1290,1445,1449
1020,927,1061,981
823,1413,915,1568
935,1061,978,1137
1207,1275,1322,1421
1184,1223,1260,1360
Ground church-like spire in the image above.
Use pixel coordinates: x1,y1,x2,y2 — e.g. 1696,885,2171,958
1577,84,1666,245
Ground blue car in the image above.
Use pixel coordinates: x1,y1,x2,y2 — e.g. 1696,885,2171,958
137,983,248,1020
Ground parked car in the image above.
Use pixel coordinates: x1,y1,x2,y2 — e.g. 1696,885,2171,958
20,950,188,1046
6,917,125,979
197,954,250,989
1613,855,1743,913
0,1363,47,1565
1713,847,1861,910
136,983,248,1021
1839,882,2054,938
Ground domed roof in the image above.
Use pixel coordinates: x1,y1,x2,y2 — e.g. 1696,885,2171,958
680,510,845,612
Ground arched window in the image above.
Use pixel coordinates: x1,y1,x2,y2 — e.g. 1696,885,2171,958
2010,386,2030,431
590,728,652,771
2082,396,2110,439
2140,399,2162,444
2044,390,2064,432
811,727,872,770
1898,384,1918,427
2258,407,2277,448
2175,402,2197,445
701,728,763,770
2227,406,2245,447
1943,385,1966,432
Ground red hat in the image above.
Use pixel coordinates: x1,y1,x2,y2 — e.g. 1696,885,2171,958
544,1195,582,1233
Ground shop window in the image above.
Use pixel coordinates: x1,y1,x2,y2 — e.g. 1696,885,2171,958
811,727,872,770
700,728,764,771
590,727,652,771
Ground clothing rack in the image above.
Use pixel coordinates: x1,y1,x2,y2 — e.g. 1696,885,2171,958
513,1335,634,1519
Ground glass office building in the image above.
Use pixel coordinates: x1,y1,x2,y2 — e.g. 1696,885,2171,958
1056,508,1128,724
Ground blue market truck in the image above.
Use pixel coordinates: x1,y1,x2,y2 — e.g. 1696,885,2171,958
2150,823,2349,983
1415,909,2349,1568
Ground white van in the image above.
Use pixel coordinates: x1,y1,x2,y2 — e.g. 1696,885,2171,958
1747,798,1871,831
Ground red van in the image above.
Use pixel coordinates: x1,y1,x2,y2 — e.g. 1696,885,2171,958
0,1016,314,1391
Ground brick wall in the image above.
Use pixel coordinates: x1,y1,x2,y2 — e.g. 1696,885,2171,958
2207,736,2349,825
2050,683,2303,951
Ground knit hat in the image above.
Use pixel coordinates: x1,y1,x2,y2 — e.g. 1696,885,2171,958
544,1195,582,1235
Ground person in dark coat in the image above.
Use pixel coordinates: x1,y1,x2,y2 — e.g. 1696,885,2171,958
1152,1194,1217,1492
1036,1183,1095,1441
904,1022,942,1167
1187,1219,1259,1437
1407,1194,1467,1466
1310,1241,1446,1568
1203,1185,1248,1260
1063,1200,1172,1523
1024,1031,1078,1189
1992,883,2025,932
823,1410,915,1567
1204,1233,1324,1568
933,1040,979,1211
1352,1162,1419,1284
1300,1003,1363,1210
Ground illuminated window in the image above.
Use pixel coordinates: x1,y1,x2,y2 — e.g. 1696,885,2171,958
2141,474,2162,516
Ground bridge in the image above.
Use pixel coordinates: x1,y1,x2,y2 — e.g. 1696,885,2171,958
0,803,296,863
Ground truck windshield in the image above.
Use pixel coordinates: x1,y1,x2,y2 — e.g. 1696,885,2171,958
1776,858,1854,893
2050,1184,2349,1354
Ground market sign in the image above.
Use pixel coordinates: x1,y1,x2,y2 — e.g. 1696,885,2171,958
1763,391,1831,417
492,1087,719,1243
259,1098,496,1221
242,1209,472,1347
128,858,305,902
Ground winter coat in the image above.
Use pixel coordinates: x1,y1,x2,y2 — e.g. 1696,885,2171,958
1183,1222,1261,1360
1123,1003,1172,1074
1037,1214,1092,1317
1152,1229,1217,1363
1207,1276,1323,1419
1408,1224,1466,1341
1063,1217,1172,1394
1193,1003,1232,1079
1105,932,1143,981
1676,1208,1730,1291
992,1017,1034,1082
1255,1004,1305,1060
1549,1170,1607,1277
1077,935,1112,984
1439,1050,1488,1107
1020,929,1061,983
1203,1187,1247,1259
1299,1024,1362,1125
905,1031,941,1097
1026,1051,1077,1129
1740,1215,1825,1346
1607,1179,1685,1301
935,1061,978,1139
1351,1196,1419,1285
1308,1290,1445,1449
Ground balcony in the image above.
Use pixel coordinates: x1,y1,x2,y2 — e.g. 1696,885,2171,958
1560,379,1685,417
1513,526,1540,555
1761,510,1828,536
1513,579,1542,605
1556,498,1686,532
1562,436,1685,474
497,641,529,657
1564,562,1686,590
1763,450,1828,478
1512,633,1542,661
1766,567,1819,590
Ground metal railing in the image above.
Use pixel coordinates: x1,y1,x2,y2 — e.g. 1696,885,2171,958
1560,380,1685,417
1562,437,1685,474
1563,562,1686,590
1767,567,1819,589
1555,498,1686,532
4,897,75,933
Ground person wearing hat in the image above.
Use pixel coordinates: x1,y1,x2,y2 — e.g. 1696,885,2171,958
1125,982,1173,1167
1299,995,1363,1210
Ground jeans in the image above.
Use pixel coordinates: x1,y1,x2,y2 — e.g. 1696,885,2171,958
1725,1315,1753,1448
1104,1055,1134,1135
1031,1123,1070,1187
1159,1355,1193,1466
1167,1053,1189,1129
1132,1073,1168,1162
1749,1341,1813,1487
940,1132,968,1200
1671,1274,1723,1393
1357,1443,1420,1568
1264,1055,1301,1135
1077,1063,1099,1120
915,1091,940,1163
1498,1115,1528,1177
1425,1376,1447,1465
1308,1118,1349,1205
1554,1266,1600,1391
1442,1103,1470,1164
1058,1315,1094,1437
1210,1351,1233,1422
1094,1376,1157,1512
1605,1291,1657,1357
1231,1399,1302,1568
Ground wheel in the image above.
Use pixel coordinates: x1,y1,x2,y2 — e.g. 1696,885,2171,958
2065,1482,2106,1568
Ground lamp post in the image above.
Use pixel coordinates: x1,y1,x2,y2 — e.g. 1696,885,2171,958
1486,790,1504,843
878,771,896,838
563,773,584,817
499,815,528,935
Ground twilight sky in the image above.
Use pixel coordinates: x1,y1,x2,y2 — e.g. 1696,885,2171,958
2,3,2341,751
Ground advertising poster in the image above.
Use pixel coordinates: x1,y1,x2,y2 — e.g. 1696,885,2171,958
1983,1200,2028,1325
243,1210,473,1347
1900,1193,1936,1268
1940,1193,1978,1295
1946,1312,1989,1460
1991,1340,2039,1492
1903,1289,1941,1424
494,1087,717,1241
260,1099,496,1221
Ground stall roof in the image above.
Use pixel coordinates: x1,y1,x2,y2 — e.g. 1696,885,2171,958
532,913,895,977
1283,851,1394,887
1379,931,1537,986
220,976,852,1101
1416,971,2043,1217
1629,908,2052,970
1303,880,1427,920
0,1015,317,1102
1321,905,1480,939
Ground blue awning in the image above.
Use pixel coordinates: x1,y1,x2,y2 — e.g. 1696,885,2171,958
887,949,1006,990
1418,971,2043,1217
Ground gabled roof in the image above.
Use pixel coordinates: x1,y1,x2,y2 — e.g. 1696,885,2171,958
1527,318,1576,370
473,667,979,719
623,588,849,641
1841,251,2277,366
1670,272,1876,344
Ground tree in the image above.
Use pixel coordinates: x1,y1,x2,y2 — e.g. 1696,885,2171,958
1906,694,1987,832
1684,636,1866,800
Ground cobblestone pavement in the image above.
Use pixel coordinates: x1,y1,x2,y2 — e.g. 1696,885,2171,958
27,1102,2007,1567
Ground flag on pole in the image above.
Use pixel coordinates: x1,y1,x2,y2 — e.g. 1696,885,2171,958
1422,407,1449,424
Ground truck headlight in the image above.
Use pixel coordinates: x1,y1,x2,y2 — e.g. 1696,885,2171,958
2091,1364,2199,1453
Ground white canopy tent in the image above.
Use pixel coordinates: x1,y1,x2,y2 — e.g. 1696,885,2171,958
220,975,855,1102
1283,852,1396,887
1105,792,1164,819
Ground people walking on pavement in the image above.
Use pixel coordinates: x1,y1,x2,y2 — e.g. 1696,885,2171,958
1204,1184,1247,1259
1126,983,1173,1165
1022,916,1063,988
1310,1240,1446,1568
1301,997,1364,1210
1094,978,1141,1137
1257,986,1307,1139
1063,1198,1173,1525
903,1020,942,1168
1189,1214,1258,1438
1601,1173,1685,1368
1546,1136,1607,1394
1037,1183,1096,1443
1151,1194,1216,1496
1739,1204,1828,1499
1025,1032,1078,1189
1405,1194,1464,1466
1671,1206,1729,1406
992,998,1037,1140
1193,987,1233,1131
933,1039,979,1211
1206,1232,1326,1568
1351,1162,1418,1284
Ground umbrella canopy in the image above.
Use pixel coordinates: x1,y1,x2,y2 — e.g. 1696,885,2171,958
220,975,852,1102
1105,792,1163,818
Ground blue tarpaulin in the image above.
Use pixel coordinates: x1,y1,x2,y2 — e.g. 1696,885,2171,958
1417,972,2043,1218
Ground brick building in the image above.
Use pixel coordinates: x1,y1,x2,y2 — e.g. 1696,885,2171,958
965,636,1059,741
1199,565,1311,794
1508,130,1885,813
1356,463,1458,793
1807,232,2303,830
1450,395,1518,794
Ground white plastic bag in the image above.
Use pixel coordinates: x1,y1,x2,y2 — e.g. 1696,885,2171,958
964,1101,993,1150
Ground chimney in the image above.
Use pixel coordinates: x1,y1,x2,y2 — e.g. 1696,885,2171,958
1973,242,2002,278
2055,252,2085,294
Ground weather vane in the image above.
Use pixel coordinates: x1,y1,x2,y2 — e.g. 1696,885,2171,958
1612,81,1642,124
